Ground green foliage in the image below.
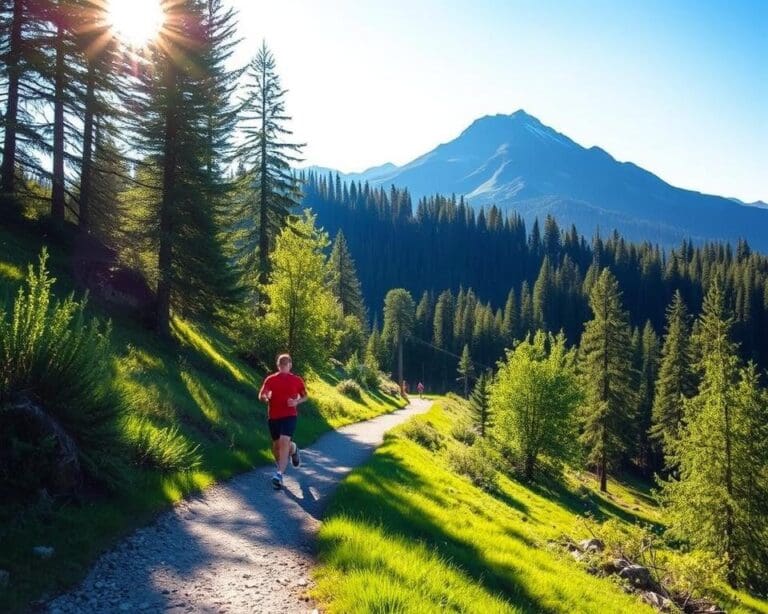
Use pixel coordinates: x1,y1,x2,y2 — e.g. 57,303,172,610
328,230,367,324
492,331,581,480
660,279,768,590
449,420,477,446
382,288,416,347
344,352,379,390
0,251,127,492
335,314,366,363
469,371,493,437
239,40,304,287
651,290,696,467
336,379,364,401
260,210,341,369
447,440,498,493
122,416,201,473
456,343,474,397
578,268,636,492
401,419,443,451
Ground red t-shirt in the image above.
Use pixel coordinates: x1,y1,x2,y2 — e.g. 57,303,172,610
259,372,307,419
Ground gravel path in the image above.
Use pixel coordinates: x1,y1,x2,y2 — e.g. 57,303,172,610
45,399,431,614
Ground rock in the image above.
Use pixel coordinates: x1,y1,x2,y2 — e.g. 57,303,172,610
297,579,308,587
0,569,9,589
619,564,654,590
569,549,583,561
33,546,55,559
640,591,673,611
579,538,605,553
603,557,631,574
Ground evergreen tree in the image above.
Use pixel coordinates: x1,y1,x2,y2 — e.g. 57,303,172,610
128,0,235,334
501,288,516,344
492,331,580,480
579,268,636,492
636,320,660,473
382,288,415,394
457,343,474,397
328,230,366,324
469,372,492,437
365,323,385,370
650,290,696,467
662,280,768,588
533,256,555,330
240,40,304,287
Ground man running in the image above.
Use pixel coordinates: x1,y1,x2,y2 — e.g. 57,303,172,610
258,353,307,490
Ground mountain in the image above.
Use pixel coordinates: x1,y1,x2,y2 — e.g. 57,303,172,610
313,110,768,250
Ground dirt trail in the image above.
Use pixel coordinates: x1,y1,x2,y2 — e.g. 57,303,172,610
46,399,432,614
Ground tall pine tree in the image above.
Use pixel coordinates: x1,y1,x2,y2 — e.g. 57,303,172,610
579,268,636,492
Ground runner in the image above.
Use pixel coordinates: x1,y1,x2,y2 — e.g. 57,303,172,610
417,382,425,398
258,353,308,490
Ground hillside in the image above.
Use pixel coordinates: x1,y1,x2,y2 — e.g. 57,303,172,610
310,110,768,250
0,222,406,612
314,398,768,614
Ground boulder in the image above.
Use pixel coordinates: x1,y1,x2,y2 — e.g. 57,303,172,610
603,558,631,574
579,538,605,553
640,591,673,611
619,564,654,590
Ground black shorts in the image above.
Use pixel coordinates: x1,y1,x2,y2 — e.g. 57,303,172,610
268,416,297,441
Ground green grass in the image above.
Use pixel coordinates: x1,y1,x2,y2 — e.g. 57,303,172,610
314,399,768,614
0,222,405,612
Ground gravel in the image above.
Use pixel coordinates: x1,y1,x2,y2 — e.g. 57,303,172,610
46,400,431,613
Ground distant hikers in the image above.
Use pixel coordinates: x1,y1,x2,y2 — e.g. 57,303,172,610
259,353,308,490
417,382,425,398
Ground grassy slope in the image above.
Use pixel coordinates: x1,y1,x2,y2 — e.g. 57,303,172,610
0,224,405,611
314,399,768,614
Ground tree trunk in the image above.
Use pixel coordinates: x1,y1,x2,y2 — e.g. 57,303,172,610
78,61,96,230
156,59,178,337
398,335,404,395
1,0,24,197
600,452,608,492
524,454,535,481
51,19,66,222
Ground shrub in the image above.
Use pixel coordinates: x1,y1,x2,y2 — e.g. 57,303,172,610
345,352,380,390
123,416,202,472
402,419,443,451
337,378,363,401
450,421,477,446
448,441,498,493
0,251,129,495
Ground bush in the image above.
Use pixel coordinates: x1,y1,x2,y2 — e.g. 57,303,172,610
345,352,380,390
337,378,363,401
402,419,443,451
123,416,201,472
450,421,477,446
0,251,129,496
448,442,498,493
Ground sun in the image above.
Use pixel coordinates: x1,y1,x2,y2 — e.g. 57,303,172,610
107,0,164,47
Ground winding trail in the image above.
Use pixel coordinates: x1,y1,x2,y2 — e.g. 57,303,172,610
47,399,432,614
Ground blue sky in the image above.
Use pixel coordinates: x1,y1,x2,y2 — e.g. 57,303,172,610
230,0,767,203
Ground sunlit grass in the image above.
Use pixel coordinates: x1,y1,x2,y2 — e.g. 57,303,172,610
0,222,406,612
315,400,768,614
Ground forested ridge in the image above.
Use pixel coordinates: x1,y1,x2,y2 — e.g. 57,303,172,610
305,170,768,373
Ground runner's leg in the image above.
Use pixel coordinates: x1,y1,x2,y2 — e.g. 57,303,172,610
276,435,291,474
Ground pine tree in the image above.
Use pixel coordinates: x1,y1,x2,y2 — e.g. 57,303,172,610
636,320,659,473
650,290,695,467
579,268,636,492
127,0,235,334
469,372,492,437
457,343,474,397
519,281,533,336
533,256,555,331
662,279,768,588
365,323,386,370
382,289,415,394
240,40,304,288
502,288,516,344
328,230,366,324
